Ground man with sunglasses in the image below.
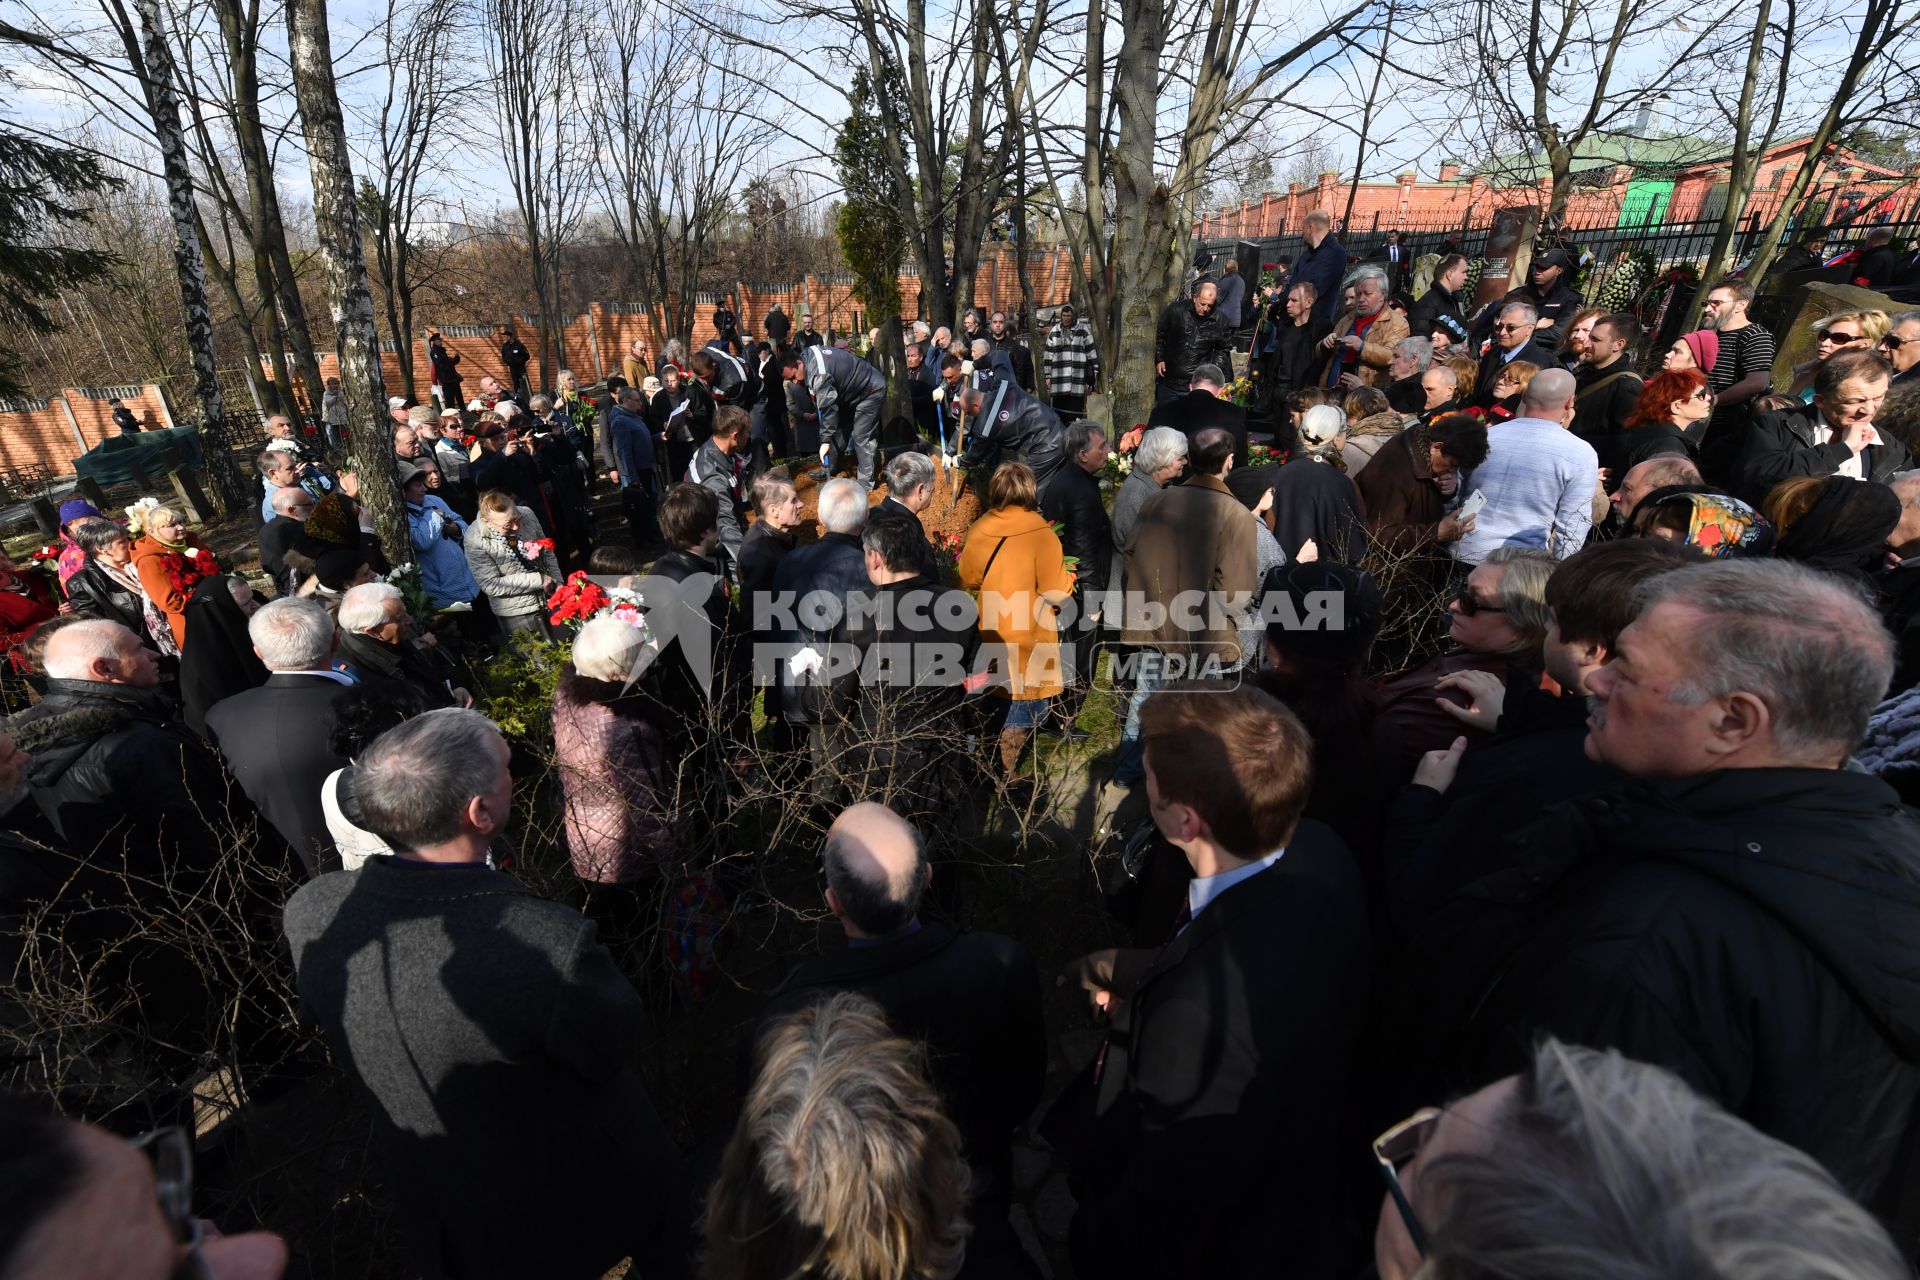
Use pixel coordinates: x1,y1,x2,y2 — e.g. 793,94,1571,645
1058,684,1371,1278
1883,310,1920,387
1695,277,1777,478
1470,301,1557,409
1468,246,1583,355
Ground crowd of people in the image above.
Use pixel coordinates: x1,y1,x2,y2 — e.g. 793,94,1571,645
6,230,1920,1280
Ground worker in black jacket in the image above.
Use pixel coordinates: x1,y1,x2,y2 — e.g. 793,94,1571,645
498,323,531,395
1154,280,1233,403
780,345,887,483
1040,420,1114,730
956,379,1066,493
1468,246,1584,355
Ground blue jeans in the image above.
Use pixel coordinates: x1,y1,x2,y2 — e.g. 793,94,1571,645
1112,652,1169,785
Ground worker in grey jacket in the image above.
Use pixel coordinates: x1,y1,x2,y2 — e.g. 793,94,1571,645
780,345,886,483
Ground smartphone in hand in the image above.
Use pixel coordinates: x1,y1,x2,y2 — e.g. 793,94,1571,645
1459,489,1488,520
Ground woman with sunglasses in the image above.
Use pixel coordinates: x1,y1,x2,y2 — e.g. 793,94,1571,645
1787,308,1891,400
1614,368,1710,476
1373,1041,1905,1280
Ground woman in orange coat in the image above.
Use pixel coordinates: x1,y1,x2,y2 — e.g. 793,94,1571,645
129,501,215,654
958,461,1075,781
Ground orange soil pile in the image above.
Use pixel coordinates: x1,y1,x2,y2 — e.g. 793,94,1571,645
771,456,982,548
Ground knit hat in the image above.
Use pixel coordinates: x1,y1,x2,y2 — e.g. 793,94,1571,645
313,545,370,592
1430,315,1468,345
57,499,103,529
1681,328,1720,374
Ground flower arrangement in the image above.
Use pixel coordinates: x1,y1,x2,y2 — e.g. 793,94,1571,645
380,562,437,631
1102,424,1144,485
547,571,609,627
1222,375,1254,408
515,536,554,566
160,545,223,600
123,496,161,537
930,531,964,586
1247,443,1281,469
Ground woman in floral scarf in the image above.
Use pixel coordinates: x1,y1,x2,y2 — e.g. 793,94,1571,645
127,499,219,651
462,488,563,639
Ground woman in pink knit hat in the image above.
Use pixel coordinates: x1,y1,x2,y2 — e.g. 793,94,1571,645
1662,327,1720,375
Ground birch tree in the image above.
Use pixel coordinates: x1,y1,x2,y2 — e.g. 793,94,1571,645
284,0,406,559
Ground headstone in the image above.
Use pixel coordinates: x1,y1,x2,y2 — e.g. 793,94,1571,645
167,468,216,525
74,475,109,512
27,497,58,539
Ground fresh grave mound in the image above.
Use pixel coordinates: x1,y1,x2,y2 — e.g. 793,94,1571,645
770,455,982,549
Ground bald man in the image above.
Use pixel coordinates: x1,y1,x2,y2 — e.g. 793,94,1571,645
754,801,1045,1275
1451,365,1601,565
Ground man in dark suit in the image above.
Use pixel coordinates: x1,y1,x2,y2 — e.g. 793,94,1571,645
1373,228,1410,296
1146,362,1249,467
204,597,350,875
1061,685,1372,1278
1040,420,1114,734
867,450,941,581
758,801,1044,1275
1473,300,1558,408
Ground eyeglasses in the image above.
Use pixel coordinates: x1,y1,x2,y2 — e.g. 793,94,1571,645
1692,387,1715,401
133,1126,211,1280
1452,588,1506,617
1885,334,1914,350
1491,322,1526,332
1374,1107,1441,1257
1821,331,1861,345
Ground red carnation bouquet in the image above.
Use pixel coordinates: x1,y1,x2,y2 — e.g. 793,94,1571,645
161,545,223,599
547,571,608,627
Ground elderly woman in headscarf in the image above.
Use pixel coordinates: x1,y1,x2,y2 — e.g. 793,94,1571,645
1766,474,1901,585
1268,403,1367,564
1630,488,1774,559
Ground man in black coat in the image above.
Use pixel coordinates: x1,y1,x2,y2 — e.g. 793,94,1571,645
1388,559,1920,1249
1468,245,1584,354
1041,421,1115,729
1568,312,1644,474
1060,685,1372,1278
498,323,531,395
763,302,791,346
5,620,243,889
758,801,1042,1272
335,582,464,709
109,397,142,434
1734,350,1908,505
284,710,687,1280
1473,300,1559,408
769,478,871,800
205,598,350,876
1147,362,1249,467
258,485,315,596
867,450,941,582
1154,280,1233,403
986,310,1036,391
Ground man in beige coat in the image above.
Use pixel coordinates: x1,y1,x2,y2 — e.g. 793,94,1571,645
1320,264,1408,390
1112,427,1257,788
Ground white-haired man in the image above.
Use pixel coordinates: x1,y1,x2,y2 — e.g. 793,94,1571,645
1395,559,1920,1237
204,597,350,874
336,581,468,709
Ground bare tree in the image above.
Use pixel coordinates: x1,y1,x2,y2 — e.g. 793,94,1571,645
480,0,590,384
355,0,463,399
284,0,406,559
586,16,778,342
1743,0,1920,283
1436,0,1724,233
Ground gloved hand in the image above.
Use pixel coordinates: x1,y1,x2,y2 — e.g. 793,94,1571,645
932,386,945,403
819,443,831,464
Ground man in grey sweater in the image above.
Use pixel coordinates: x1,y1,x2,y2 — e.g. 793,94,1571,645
283,709,688,1280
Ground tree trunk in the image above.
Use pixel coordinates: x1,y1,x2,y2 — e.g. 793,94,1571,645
1109,0,1172,434
216,0,327,419
284,0,407,562
1686,0,1778,328
131,0,244,510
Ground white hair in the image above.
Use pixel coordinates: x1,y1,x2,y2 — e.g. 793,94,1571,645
1134,426,1190,476
43,619,139,680
573,616,649,683
248,596,337,671
1299,404,1346,447
818,478,871,534
338,582,404,635
1345,264,1389,295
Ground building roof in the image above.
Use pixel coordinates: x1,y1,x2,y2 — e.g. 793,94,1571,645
1471,130,1721,183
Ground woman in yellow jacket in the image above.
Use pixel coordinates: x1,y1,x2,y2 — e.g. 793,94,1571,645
959,461,1076,780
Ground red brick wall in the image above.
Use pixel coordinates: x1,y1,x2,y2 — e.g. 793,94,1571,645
0,385,171,477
